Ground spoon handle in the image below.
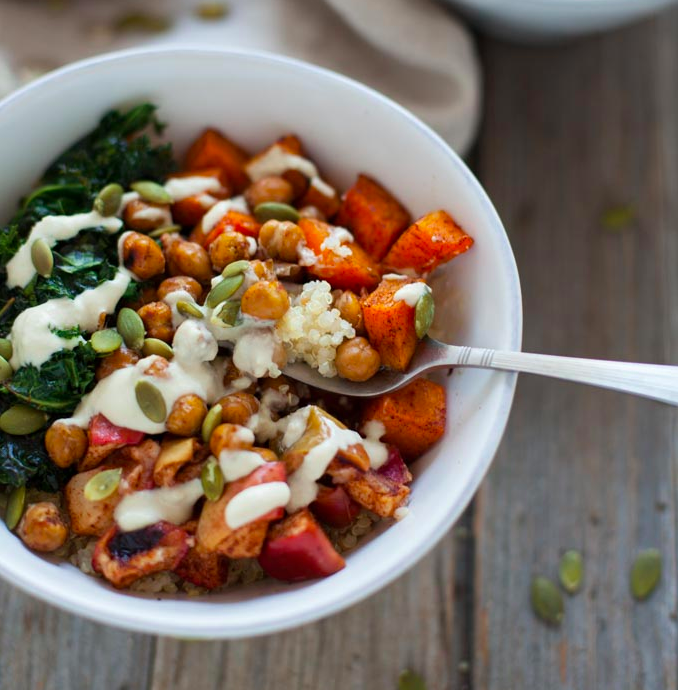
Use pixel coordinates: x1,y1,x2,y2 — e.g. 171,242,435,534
450,345,678,405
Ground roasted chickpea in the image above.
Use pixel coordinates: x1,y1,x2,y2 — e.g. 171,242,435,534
124,284,158,311
45,422,88,468
166,394,208,437
260,374,298,398
250,259,276,280
17,502,68,552
137,302,173,343
165,237,213,283
258,220,305,263
253,447,278,463
216,392,260,426
143,356,170,378
209,423,253,456
335,337,381,382
123,198,172,232
223,360,256,393
334,290,365,333
96,345,139,381
157,276,202,302
244,175,295,208
240,280,290,321
208,231,251,272
298,205,327,222
122,232,166,280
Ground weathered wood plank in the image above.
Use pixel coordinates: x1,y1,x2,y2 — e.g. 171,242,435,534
474,11,678,690
0,582,155,690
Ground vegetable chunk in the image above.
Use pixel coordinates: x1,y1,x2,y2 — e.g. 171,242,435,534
185,129,250,193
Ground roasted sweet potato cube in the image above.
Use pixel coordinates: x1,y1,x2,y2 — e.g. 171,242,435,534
383,210,473,274
175,543,230,590
361,379,446,461
185,129,250,193
362,277,423,371
336,174,410,260
298,182,341,219
168,168,231,227
203,210,261,248
345,470,410,518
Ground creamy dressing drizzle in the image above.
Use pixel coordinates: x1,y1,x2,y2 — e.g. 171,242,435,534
218,448,264,482
393,281,431,307
362,420,389,469
225,482,291,529
164,175,222,201
382,273,408,281
201,195,249,233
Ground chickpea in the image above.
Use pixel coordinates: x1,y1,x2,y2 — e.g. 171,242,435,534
137,302,173,343
122,232,166,280
123,198,172,232
96,345,139,381
45,422,88,468
157,276,202,302
244,175,295,208
258,220,304,262
335,337,381,382
253,447,278,463
334,290,365,334
143,356,170,378
250,259,276,281
209,423,253,456
240,280,290,321
298,205,326,222
124,284,158,312
166,394,208,437
260,374,297,398
165,237,213,283
208,231,250,272
223,360,256,393
216,392,260,426
17,502,68,552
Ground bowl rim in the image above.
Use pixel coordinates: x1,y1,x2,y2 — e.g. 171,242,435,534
0,45,523,638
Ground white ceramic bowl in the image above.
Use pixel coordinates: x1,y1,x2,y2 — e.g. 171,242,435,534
443,0,677,40
0,47,521,638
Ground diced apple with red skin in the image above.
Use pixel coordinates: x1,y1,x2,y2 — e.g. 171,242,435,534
345,446,412,518
92,521,190,589
196,462,286,559
89,414,144,446
311,485,361,528
258,508,345,582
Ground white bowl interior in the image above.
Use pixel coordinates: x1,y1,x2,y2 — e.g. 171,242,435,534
0,48,521,638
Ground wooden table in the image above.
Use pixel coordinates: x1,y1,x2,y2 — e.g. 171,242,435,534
2,10,678,690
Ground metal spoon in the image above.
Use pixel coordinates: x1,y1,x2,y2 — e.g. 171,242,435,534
284,337,678,404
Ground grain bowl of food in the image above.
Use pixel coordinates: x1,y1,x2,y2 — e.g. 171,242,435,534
0,47,521,638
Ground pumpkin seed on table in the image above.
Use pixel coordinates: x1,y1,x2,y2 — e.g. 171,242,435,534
222,259,250,278
84,468,122,501
90,328,123,355
0,338,12,361
195,2,229,20
0,404,48,435
217,301,240,326
94,183,124,216
206,274,244,308
31,238,53,278
398,670,427,690
135,379,167,423
131,180,173,205
113,12,173,34
531,576,564,626
4,485,26,531
201,459,225,501
148,224,182,239
176,300,204,319
414,290,435,339
559,549,584,594
0,355,13,383
253,202,300,224
631,548,661,600
117,307,145,350
142,338,174,359
201,403,223,443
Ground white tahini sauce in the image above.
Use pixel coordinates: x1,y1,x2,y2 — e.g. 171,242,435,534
320,226,353,258
201,195,249,233
6,211,123,288
225,482,291,529
164,175,222,202
114,478,204,532
393,281,431,307
362,420,389,469
218,449,265,483
382,273,408,281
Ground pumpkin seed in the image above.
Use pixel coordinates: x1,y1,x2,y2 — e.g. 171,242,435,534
631,548,661,600
559,550,584,594
135,379,167,423
4,485,26,531
222,259,250,278
94,183,124,216
253,202,300,224
0,404,48,435
217,301,240,326
148,224,182,239
176,300,204,319
531,576,564,626
90,328,123,355
31,238,53,279
398,670,427,690
142,338,174,360
414,290,435,339
0,356,12,383
131,180,173,205
201,459,225,501
0,338,12,361
201,404,223,443
117,308,145,350
195,2,230,20
84,468,122,501
113,11,173,34
206,274,244,308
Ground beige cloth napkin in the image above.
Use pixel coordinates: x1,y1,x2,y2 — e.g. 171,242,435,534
0,0,480,154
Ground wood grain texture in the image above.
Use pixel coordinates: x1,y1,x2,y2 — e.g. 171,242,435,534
474,11,678,690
